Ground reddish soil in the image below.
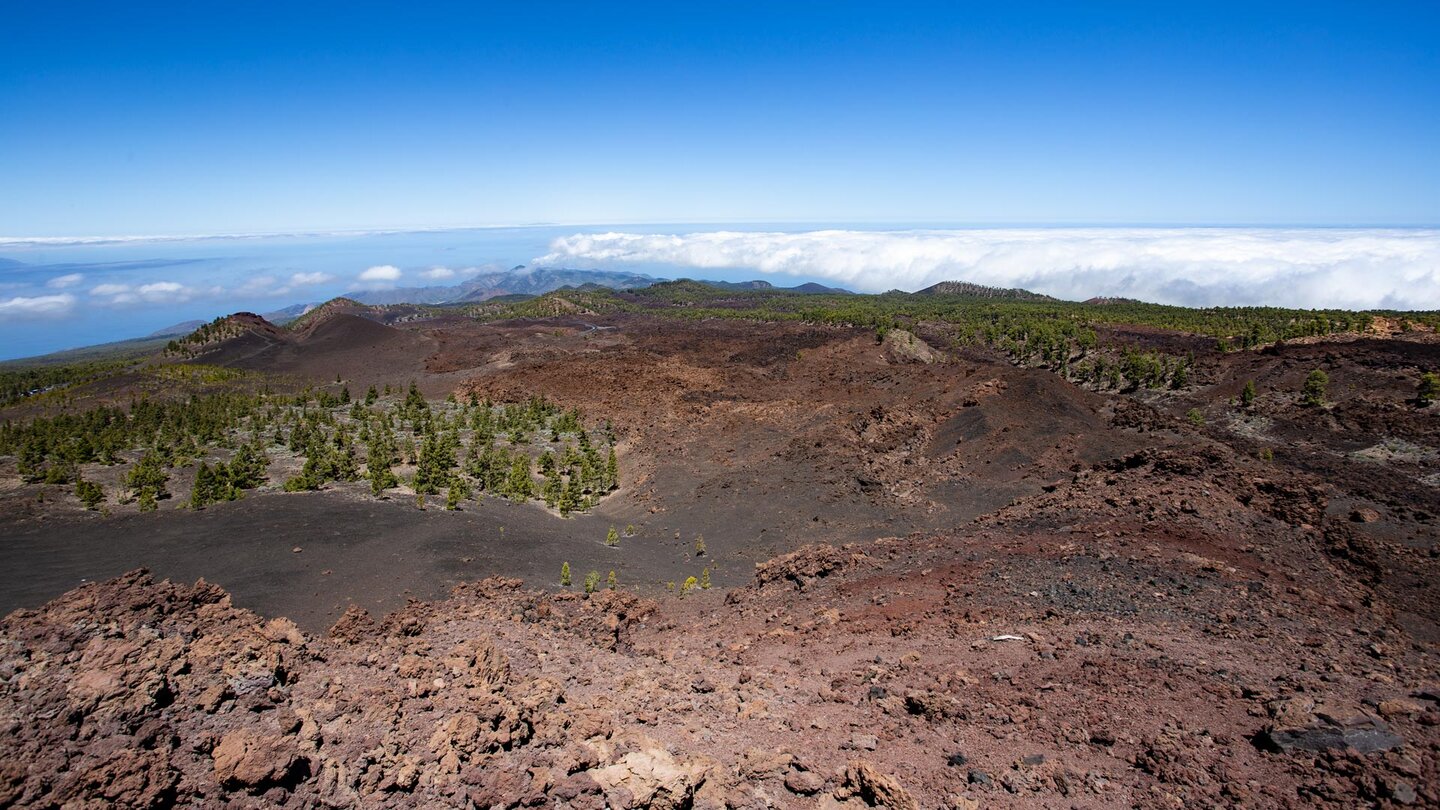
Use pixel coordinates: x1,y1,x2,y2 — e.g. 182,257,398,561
1,312,1438,808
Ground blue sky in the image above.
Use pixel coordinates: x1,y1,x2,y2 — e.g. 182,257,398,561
3,1,1438,235
3,3,1439,359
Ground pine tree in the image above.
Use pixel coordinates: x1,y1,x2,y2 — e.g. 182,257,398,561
445,478,470,510
1240,380,1257,408
1301,369,1329,407
700,568,711,589
125,450,170,508
583,571,600,594
228,441,269,489
605,446,619,491
605,526,620,547
190,462,215,509
560,562,572,587
607,570,617,590
366,426,400,495
330,438,360,482
542,469,562,508
505,455,533,502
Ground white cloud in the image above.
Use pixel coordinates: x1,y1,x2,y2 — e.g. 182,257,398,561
136,281,192,302
234,275,280,295
536,228,1440,310
0,293,76,319
421,266,457,280
46,273,84,289
90,283,131,296
290,271,333,286
359,264,402,282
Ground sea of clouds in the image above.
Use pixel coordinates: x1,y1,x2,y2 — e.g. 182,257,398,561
537,228,1440,310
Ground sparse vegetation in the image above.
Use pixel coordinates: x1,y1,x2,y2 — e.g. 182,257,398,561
605,526,619,547
0,384,619,514
0,359,137,407
1240,380,1256,408
560,561,572,587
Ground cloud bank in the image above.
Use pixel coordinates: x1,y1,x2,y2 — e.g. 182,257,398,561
537,228,1440,310
0,293,76,320
88,281,213,306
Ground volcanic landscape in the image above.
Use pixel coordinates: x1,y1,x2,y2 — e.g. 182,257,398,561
1,287,1438,808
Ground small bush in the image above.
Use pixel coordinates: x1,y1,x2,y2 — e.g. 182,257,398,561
1418,372,1440,407
76,479,105,510
1186,408,1205,427
583,571,600,594
560,561,572,587
605,526,619,547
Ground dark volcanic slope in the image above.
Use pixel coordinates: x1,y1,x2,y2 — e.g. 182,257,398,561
211,313,436,386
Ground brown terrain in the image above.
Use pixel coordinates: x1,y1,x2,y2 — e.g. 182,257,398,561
2,309,1438,808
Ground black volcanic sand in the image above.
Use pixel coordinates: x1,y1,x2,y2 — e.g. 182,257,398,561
0,479,937,633
0,489,736,633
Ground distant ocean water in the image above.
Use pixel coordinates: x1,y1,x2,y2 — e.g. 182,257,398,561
0,225,650,360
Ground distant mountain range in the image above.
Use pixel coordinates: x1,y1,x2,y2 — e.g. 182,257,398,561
342,266,660,305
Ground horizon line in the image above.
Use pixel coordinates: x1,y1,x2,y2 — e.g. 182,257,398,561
5,220,1440,248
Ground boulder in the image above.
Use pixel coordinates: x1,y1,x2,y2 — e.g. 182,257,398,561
212,729,307,792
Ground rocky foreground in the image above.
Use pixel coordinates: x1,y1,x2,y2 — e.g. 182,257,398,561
2,443,1439,808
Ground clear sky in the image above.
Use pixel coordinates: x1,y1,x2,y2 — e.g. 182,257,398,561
3,1,1438,236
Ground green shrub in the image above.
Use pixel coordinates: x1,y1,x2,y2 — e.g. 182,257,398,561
560,561,572,587
1418,372,1440,407
1240,380,1256,408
